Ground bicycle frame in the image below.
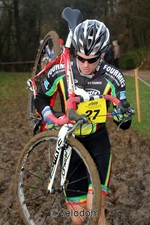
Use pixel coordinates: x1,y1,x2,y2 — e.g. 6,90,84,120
47,124,73,193
27,7,84,192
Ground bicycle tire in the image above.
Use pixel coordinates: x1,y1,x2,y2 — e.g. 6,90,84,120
15,130,101,225
33,30,60,76
28,31,60,127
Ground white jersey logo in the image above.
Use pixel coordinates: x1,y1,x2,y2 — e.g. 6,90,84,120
85,88,100,95
103,64,125,87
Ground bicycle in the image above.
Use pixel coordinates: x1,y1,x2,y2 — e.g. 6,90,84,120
16,7,135,225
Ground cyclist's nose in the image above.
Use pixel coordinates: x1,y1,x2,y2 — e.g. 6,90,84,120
83,60,90,66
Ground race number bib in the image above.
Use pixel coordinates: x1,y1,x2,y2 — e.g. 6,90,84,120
77,98,107,123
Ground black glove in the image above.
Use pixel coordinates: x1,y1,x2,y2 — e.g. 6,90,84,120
112,100,135,130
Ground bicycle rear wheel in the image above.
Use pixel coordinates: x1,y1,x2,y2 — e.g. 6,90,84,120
33,30,60,76
16,130,101,225
28,31,60,127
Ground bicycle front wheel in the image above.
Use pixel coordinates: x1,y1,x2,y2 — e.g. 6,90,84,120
16,130,101,225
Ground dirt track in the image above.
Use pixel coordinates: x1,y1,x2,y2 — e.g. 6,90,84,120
0,72,150,224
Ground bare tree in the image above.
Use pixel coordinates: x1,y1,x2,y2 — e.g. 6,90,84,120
0,0,150,70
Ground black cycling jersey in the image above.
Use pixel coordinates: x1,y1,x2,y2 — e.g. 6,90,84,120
34,58,132,198
34,59,131,134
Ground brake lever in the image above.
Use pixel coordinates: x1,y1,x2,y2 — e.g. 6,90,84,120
118,102,135,116
117,107,135,130
126,107,135,116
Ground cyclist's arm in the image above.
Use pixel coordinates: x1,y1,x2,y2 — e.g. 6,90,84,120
34,69,59,114
113,78,132,130
34,66,67,116
103,63,133,130
113,99,132,130
34,91,51,115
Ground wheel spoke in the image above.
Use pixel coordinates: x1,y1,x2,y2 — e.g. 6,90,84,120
16,130,101,224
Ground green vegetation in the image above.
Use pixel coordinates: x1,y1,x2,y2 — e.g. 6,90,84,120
0,72,149,136
125,75,150,136
120,49,150,70
0,72,30,97
0,72,31,113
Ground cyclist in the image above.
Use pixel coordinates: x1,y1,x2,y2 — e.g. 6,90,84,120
34,19,134,225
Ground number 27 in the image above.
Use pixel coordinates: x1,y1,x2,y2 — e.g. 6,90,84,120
85,109,100,120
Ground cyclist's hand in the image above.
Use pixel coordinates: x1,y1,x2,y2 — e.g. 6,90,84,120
112,108,131,123
112,100,135,122
46,123,60,130
112,101,135,130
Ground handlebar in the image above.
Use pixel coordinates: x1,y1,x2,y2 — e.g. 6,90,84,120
48,95,121,126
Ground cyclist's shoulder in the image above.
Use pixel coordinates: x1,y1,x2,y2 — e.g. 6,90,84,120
100,61,122,74
99,61,125,85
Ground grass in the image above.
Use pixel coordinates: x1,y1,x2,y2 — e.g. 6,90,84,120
0,72,31,97
0,72,31,113
0,72,150,136
125,75,150,136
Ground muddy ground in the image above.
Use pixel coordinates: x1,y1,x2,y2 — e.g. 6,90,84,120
0,72,150,225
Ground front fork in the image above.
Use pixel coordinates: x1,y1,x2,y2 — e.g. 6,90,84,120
47,124,73,193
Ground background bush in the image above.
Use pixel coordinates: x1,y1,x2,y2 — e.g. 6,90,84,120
120,49,150,70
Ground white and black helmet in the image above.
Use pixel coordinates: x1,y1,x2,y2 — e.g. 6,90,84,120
73,19,110,56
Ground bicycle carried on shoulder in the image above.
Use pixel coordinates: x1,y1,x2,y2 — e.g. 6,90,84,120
15,7,134,225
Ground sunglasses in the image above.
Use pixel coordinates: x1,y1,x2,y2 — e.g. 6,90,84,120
76,55,100,64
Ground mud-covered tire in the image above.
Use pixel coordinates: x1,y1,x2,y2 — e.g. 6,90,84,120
15,130,101,225
33,30,60,76
28,31,60,128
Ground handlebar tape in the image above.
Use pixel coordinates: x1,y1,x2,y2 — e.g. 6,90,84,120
48,95,120,125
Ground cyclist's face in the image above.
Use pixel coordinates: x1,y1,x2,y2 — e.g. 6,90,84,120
76,51,100,75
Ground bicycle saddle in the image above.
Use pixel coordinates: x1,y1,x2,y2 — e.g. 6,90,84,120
61,7,83,33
